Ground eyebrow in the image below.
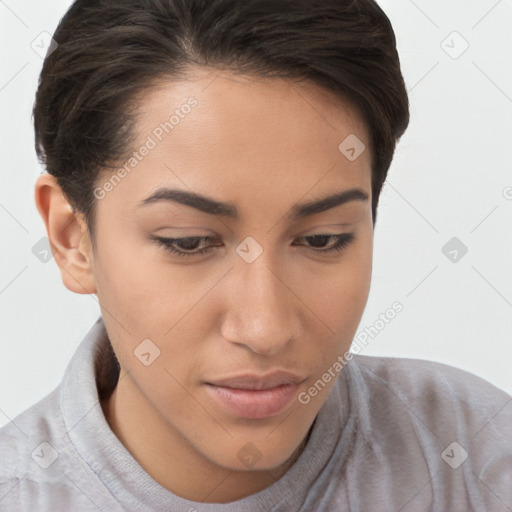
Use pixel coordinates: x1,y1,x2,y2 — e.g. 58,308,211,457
139,187,369,221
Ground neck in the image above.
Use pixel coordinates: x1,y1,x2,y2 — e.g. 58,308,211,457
100,370,310,503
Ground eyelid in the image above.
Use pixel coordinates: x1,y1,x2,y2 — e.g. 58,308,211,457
149,232,356,258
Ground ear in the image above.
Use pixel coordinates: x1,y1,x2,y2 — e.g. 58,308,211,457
34,173,97,295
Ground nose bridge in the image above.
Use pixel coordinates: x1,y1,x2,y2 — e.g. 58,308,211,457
222,248,298,355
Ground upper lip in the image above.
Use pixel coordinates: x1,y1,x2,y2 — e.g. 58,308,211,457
206,371,306,390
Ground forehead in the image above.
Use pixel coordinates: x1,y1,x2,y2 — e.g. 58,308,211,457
136,68,370,153
98,69,372,220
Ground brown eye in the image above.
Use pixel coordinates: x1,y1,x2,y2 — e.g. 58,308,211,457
149,236,219,257
293,233,355,254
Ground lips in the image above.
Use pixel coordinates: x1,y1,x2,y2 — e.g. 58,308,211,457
204,371,306,420
207,371,305,391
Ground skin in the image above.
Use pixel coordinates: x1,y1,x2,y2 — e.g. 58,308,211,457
34,69,374,503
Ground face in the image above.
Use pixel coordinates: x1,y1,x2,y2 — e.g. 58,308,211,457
78,70,373,482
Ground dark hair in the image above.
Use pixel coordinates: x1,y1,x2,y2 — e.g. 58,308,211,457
33,0,409,247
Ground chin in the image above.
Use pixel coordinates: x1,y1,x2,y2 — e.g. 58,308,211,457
203,438,300,473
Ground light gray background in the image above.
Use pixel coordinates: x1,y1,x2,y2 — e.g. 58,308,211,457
1,0,511,429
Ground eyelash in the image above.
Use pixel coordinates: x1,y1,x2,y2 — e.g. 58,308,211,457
149,233,356,258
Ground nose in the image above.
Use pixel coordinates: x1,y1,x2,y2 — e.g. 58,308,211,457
221,256,301,356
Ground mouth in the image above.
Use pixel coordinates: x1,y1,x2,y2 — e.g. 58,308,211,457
204,382,301,420
204,370,307,419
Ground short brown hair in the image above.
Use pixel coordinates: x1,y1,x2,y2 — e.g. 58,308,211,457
33,0,410,245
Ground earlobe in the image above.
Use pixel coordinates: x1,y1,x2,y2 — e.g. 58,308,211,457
34,173,97,295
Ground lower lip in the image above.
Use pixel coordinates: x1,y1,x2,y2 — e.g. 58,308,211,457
204,383,299,419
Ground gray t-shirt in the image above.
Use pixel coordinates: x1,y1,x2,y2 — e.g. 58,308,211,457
1,316,511,511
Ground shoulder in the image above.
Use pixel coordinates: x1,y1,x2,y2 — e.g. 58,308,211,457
0,387,66,480
0,386,110,511
0,387,72,503
349,353,511,405
346,353,512,431
342,354,512,507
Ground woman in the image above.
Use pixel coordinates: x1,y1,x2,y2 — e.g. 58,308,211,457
1,0,510,510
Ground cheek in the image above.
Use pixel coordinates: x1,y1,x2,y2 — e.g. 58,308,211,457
93,225,164,301
91,234,167,344
305,236,372,371
92,230,215,362
318,240,372,326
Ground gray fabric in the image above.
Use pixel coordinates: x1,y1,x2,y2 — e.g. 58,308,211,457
1,316,511,511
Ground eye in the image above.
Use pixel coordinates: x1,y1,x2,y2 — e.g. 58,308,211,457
292,233,356,254
149,233,356,258
149,235,220,258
